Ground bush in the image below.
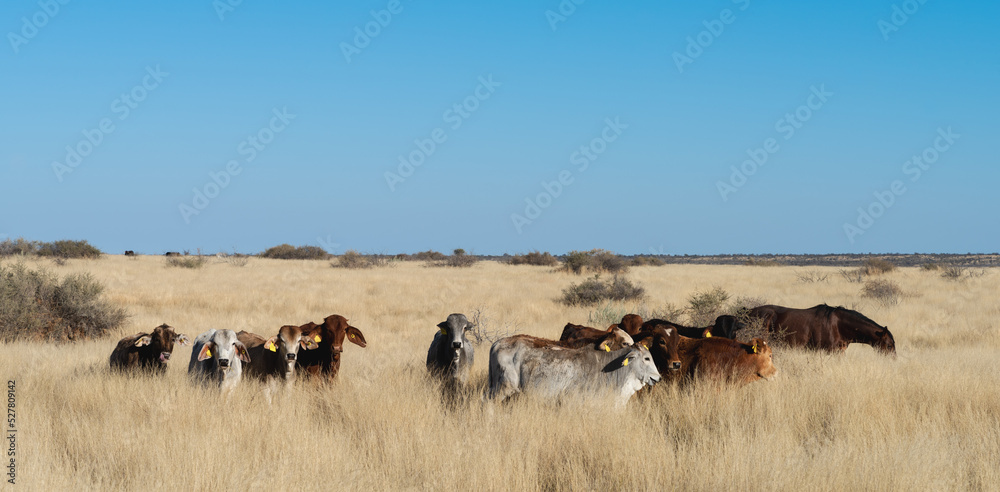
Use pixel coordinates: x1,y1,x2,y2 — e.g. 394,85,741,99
796,271,829,283
920,262,942,271
507,251,559,266
444,249,478,268
561,249,628,275
687,286,730,327
629,256,666,267
0,262,128,342
861,258,896,275
259,244,329,260
745,258,782,267
166,255,206,269
839,268,865,283
333,250,394,269
862,279,902,307
941,265,966,280
0,238,102,259
409,250,447,262
561,275,645,306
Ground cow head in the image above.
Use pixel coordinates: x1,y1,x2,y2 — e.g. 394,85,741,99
618,314,644,336
198,329,251,371
319,315,367,367
265,325,320,380
135,324,189,363
437,313,473,370
873,327,896,355
595,328,634,352
634,324,681,374
747,338,778,380
615,345,661,395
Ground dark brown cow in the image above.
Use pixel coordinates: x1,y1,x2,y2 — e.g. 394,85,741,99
559,322,610,343
616,314,644,336
238,325,319,384
109,324,189,373
124,250,135,257
710,315,745,339
672,336,777,386
512,327,635,353
641,318,712,339
295,315,367,381
747,304,895,354
631,324,682,375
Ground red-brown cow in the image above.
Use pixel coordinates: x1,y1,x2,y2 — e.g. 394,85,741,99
109,324,189,374
631,324,682,375
510,327,634,353
238,325,320,385
672,336,777,386
295,315,367,381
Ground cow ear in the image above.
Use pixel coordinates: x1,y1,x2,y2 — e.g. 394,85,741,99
265,336,278,352
174,334,190,346
299,336,319,350
622,355,632,367
197,342,215,361
346,327,367,348
236,342,252,363
705,330,712,338
134,335,152,347
437,322,448,335
597,338,613,352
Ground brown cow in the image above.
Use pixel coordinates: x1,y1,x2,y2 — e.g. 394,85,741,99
672,336,777,386
295,315,367,381
237,325,319,385
511,327,635,353
747,304,895,354
109,324,189,374
641,318,712,339
559,323,610,343
631,324,682,375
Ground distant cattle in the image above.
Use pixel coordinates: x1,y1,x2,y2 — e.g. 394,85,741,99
296,315,367,381
188,329,251,392
426,313,476,388
238,325,319,385
165,252,181,257
747,304,895,354
109,323,189,374
124,250,135,257
673,336,777,386
488,336,661,406
631,324,681,375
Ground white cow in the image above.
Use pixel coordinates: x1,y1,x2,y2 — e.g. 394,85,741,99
188,329,251,392
488,336,660,407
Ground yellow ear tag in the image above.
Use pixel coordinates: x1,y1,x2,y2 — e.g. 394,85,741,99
706,332,712,338
440,328,447,335
266,342,277,352
623,358,629,367
314,335,322,343
205,349,212,357
752,343,758,354
350,334,355,339
604,345,611,352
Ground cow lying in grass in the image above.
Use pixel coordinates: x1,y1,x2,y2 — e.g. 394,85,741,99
109,324,189,374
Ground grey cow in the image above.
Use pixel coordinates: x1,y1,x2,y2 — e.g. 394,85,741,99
426,313,475,388
488,336,660,407
188,329,251,393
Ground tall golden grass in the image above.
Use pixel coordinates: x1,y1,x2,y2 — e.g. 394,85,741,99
2,256,998,490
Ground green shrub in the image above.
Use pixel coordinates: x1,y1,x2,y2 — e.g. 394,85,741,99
260,244,329,260
409,250,447,262
0,262,128,342
0,238,39,256
687,286,731,326
561,275,645,306
0,238,102,259
444,249,478,268
507,251,559,266
561,249,628,275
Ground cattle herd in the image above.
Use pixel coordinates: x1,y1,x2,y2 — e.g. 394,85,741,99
108,304,895,405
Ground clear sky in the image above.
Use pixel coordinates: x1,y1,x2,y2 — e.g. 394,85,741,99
1,1,997,255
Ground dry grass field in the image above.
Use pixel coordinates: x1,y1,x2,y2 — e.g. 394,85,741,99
2,256,999,490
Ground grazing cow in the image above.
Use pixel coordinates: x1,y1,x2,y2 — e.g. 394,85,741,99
710,315,745,339
641,318,712,339
631,324,682,375
238,325,319,385
673,336,777,386
188,329,251,392
426,313,476,388
747,304,895,354
165,252,181,257
296,315,367,381
488,337,661,406
109,324,189,374
124,250,135,257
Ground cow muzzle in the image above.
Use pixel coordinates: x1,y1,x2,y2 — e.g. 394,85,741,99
285,353,296,361
218,359,230,368
452,341,462,349
671,361,681,371
159,352,171,362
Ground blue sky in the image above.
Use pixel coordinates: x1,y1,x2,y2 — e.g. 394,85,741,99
1,0,997,255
